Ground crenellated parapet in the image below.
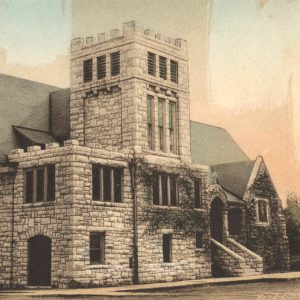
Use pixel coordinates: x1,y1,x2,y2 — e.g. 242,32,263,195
71,20,187,53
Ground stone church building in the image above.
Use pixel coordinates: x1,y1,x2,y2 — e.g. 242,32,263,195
0,21,289,287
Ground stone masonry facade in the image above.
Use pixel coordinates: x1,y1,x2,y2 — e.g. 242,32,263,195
0,21,289,288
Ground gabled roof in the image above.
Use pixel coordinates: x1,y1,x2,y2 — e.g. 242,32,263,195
190,121,249,166
0,74,59,163
212,160,256,199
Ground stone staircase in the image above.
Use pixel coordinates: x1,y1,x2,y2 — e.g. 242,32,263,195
210,238,263,277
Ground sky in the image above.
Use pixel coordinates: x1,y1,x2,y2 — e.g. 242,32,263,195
0,0,299,198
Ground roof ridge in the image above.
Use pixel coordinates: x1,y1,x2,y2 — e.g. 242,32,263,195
0,73,61,90
13,125,50,134
212,160,255,168
190,120,225,130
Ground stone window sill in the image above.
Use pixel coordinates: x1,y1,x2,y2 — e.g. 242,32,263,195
152,205,180,209
88,264,109,269
162,262,176,267
23,201,55,207
195,248,205,253
91,201,126,207
194,208,205,212
256,222,270,227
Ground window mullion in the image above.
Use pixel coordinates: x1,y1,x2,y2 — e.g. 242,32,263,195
167,175,171,206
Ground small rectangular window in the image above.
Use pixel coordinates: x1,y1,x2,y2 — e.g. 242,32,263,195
170,60,178,83
148,52,156,76
36,168,44,202
159,56,167,79
47,165,55,202
170,175,177,206
196,232,203,249
194,180,201,209
90,232,105,264
163,234,172,263
25,170,33,203
97,55,106,79
257,200,268,223
111,51,120,76
83,59,93,82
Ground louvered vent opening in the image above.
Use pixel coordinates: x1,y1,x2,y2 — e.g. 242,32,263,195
159,56,167,79
148,52,156,76
170,60,178,83
84,59,93,82
111,51,120,76
97,55,106,79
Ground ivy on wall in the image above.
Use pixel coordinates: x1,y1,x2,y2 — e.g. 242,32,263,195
136,160,209,237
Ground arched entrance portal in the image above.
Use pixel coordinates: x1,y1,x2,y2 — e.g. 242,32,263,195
28,235,51,286
210,198,224,243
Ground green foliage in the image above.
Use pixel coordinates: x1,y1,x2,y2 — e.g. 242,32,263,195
137,161,208,237
284,204,300,255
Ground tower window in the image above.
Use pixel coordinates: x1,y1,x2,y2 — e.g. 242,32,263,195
111,51,120,76
97,55,106,79
83,59,93,82
169,101,177,153
170,60,178,83
159,56,167,79
162,234,172,263
158,98,165,151
147,95,154,149
195,231,203,249
148,52,156,76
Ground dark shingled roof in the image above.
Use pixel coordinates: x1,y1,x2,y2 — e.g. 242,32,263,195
13,126,57,145
211,160,256,199
190,121,249,166
0,74,59,163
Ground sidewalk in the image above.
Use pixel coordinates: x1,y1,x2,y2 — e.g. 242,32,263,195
1,271,300,297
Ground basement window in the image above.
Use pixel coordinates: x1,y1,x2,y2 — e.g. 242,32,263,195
195,231,203,249
162,234,172,263
90,232,105,264
111,51,120,76
83,58,93,82
24,165,56,203
92,165,123,202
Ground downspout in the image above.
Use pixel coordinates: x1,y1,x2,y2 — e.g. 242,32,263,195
129,157,139,284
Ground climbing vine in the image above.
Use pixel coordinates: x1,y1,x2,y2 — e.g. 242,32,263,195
136,159,208,237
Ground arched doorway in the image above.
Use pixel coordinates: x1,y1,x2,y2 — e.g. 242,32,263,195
210,198,224,242
28,235,51,286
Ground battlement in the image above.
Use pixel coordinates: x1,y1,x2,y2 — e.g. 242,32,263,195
71,20,187,51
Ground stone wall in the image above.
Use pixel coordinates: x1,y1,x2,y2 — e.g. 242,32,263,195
0,172,14,286
245,160,290,271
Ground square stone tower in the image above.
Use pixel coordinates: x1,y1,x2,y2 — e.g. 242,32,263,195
70,21,191,161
